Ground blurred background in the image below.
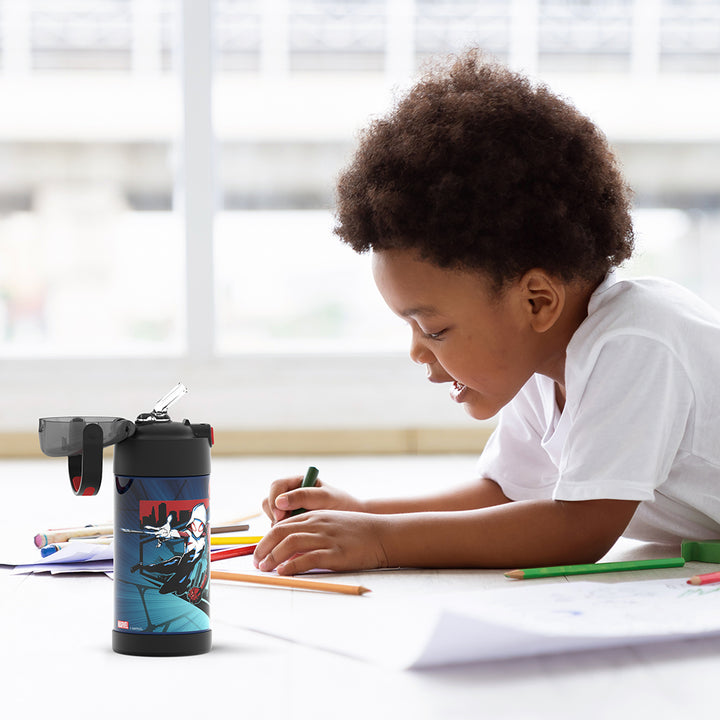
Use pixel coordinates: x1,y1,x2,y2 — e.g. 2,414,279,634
0,0,718,454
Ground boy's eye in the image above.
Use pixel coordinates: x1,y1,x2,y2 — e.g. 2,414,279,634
423,329,447,340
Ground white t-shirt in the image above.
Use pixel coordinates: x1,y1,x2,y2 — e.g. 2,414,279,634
476,274,720,543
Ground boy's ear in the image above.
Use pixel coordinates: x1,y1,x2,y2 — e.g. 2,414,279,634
519,270,565,333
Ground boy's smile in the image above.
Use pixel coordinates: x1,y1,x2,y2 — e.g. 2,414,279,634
371,248,581,420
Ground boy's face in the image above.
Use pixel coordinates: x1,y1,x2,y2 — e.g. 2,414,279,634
372,249,549,420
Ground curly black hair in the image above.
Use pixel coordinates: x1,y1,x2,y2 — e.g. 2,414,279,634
334,49,634,290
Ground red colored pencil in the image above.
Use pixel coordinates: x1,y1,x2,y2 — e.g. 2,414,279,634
210,544,257,562
687,570,720,586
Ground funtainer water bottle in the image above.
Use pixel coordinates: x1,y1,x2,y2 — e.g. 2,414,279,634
39,383,214,657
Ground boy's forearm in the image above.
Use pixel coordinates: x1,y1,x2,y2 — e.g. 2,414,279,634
375,497,639,569
362,476,511,514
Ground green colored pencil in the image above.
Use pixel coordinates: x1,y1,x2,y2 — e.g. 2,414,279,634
289,466,319,517
505,557,685,580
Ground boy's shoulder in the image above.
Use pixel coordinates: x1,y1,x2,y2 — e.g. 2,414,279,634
568,274,720,371
584,274,719,341
562,274,720,466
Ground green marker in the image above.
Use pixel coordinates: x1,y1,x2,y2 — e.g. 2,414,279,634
505,556,685,580
289,466,319,517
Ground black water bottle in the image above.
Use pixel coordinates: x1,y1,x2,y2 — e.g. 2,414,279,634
39,383,214,657
112,384,213,656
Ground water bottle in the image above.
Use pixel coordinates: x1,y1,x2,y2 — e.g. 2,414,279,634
38,383,214,656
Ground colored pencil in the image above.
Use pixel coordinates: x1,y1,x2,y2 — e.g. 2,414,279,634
68,536,112,544
211,524,250,534
40,544,63,558
35,522,249,548
211,569,370,595
290,466,319,517
34,524,114,548
210,535,264,546
505,557,685,580
687,570,720,586
210,545,258,561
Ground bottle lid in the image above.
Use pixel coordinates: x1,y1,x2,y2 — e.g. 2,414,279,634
37,383,210,494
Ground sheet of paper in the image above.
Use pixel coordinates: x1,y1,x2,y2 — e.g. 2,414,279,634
12,559,114,575
6,540,113,573
409,578,720,667
219,577,720,669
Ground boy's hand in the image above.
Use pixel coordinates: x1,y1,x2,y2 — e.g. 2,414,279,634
261,475,363,524
253,510,389,575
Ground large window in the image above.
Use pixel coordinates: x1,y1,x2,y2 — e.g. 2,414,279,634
0,0,182,356
1,0,719,437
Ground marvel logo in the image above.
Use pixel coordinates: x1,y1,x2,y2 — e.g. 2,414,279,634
117,620,129,630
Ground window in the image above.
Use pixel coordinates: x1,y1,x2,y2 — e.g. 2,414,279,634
1,0,719,441
0,0,182,356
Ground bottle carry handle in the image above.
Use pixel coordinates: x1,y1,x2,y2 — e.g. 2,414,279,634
68,423,104,496
39,416,136,496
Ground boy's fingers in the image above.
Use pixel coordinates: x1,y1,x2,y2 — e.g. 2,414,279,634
265,475,305,523
255,527,319,571
269,476,304,497
275,486,324,512
274,494,291,510
261,496,284,524
253,524,293,568
276,550,330,576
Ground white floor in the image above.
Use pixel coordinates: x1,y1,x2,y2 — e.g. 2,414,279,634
2,455,720,719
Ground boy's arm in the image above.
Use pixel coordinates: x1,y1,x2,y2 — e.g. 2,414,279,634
269,475,511,522
255,493,640,575
362,476,512,514
378,496,640,569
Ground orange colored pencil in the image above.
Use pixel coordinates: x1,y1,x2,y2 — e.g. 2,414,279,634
211,570,370,595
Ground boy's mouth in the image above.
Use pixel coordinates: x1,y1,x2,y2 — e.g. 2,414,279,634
450,380,468,403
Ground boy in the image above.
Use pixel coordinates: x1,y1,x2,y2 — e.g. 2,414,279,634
254,49,720,576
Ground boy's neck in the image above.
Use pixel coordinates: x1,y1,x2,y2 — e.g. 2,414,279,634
536,279,598,408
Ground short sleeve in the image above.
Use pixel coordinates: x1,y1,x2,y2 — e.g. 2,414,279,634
475,377,561,500
553,334,695,502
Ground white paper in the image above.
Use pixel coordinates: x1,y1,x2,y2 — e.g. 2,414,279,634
7,541,113,573
223,578,720,669
12,559,114,575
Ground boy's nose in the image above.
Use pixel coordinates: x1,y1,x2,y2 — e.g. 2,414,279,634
409,331,436,366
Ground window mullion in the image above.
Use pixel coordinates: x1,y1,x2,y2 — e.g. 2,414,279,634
179,0,216,359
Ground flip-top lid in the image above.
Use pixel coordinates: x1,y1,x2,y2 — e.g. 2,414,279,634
38,416,135,457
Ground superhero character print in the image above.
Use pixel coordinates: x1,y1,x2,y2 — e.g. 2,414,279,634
126,500,209,609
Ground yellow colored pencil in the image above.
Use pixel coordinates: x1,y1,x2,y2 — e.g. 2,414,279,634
211,570,370,595
210,535,264,546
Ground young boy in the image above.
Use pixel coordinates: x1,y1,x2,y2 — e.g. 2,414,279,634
254,49,720,576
